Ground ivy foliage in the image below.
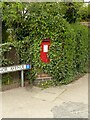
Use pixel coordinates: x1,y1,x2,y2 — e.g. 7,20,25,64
72,23,88,73
1,3,88,85
2,2,86,43
2,2,66,42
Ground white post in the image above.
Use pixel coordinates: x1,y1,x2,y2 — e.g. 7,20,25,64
21,70,24,87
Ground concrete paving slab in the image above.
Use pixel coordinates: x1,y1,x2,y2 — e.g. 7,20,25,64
51,74,88,118
57,74,88,104
2,87,53,118
33,87,66,102
51,101,88,118
2,74,88,118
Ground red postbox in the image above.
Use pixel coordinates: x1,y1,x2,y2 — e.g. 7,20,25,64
40,38,50,63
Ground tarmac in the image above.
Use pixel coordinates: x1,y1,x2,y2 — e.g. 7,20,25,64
1,74,88,118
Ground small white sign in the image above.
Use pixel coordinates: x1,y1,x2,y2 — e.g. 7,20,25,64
44,45,48,52
0,64,31,74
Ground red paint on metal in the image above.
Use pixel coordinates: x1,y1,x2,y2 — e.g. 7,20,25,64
40,38,50,63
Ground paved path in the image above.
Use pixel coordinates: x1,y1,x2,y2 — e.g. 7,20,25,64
1,74,88,118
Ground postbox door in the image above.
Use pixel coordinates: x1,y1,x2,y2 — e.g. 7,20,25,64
40,40,50,63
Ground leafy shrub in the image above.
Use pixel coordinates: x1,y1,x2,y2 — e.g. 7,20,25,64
22,4,87,84
24,4,88,84
2,73,13,85
2,3,88,85
71,23,88,74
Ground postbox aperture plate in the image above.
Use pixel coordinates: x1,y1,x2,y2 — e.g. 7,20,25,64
43,45,48,52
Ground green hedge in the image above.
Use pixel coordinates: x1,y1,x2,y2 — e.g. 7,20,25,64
23,5,76,83
71,23,88,74
1,3,88,85
23,5,87,84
